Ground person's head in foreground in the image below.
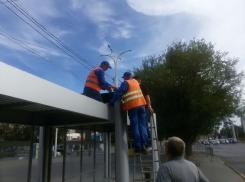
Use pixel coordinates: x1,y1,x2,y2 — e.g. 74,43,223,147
165,136,185,160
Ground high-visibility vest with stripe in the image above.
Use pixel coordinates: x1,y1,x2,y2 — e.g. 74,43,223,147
85,67,104,92
122,79,146,111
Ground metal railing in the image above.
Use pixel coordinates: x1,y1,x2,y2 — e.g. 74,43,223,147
192,144,214,162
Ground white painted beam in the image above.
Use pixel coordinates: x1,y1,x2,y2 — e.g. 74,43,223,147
0,62,114,122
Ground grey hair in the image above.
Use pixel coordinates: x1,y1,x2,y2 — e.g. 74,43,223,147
166,137,185,157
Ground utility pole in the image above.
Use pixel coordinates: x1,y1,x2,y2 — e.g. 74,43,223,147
101,45,131,87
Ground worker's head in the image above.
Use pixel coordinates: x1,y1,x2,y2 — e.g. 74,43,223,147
165,137,185,160
100,61,112,71
132,76,141,83
122,72,132,80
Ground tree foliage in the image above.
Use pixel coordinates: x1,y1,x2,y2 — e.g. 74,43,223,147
134,38,244,157
220,125,245,139
0,124,66,144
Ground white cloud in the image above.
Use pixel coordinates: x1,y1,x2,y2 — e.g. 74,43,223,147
70,0,134,39
127,0,245,71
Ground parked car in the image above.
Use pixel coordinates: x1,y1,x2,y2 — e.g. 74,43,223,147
215,139,220,144
52,151,61,156
201,140,210,145
225,139,229,144
210,140,219,145
228,138,237,143
220,139,226,144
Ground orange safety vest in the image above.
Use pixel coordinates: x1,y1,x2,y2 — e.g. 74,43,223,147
122,79,146,111
85,67,104,92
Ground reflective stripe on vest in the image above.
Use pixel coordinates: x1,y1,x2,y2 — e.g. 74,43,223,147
85,67,103,92
122,94,144,104
88,76,98,79
122,90,142,99
122,79,146,111
86,80,100,87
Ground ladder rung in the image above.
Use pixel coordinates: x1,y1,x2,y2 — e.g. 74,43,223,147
147,127,155,129
142,171,153,173
154,160,160,162
141,160,153,163
152,138,157,140
134,165,152,167
154,149,158,151
134,179,153,181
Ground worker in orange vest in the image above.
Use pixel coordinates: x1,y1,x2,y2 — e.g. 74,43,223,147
108,72,150,153
83,61,116,102
133,75,154,148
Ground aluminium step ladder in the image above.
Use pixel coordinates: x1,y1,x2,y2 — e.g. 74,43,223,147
133,114,161,182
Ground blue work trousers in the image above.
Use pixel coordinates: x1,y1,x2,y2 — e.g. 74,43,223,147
128,105,148,149
83,86,103,102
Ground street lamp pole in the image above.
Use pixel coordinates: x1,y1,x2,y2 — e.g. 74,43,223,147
101,45,132,87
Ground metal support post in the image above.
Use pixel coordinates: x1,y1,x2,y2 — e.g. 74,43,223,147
115,100,129,182
62,128,67,182
108,132,111,177
104,132,109,178
47,127,53,182
27,125,34,182
37,127,53,182
37,127,44,182
93,125,96,182
80,127,83,182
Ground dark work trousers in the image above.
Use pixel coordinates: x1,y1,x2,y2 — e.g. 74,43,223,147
83,86,103,102
128,105,148,150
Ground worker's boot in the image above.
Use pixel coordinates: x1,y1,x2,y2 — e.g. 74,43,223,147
135,148,142,153
141,143,147,154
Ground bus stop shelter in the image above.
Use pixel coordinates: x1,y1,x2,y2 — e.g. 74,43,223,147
0,62,129,182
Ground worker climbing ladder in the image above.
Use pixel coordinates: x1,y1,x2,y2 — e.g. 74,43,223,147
133,113,161,182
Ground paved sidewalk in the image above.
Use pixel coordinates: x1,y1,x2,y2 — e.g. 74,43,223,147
190,153,245,182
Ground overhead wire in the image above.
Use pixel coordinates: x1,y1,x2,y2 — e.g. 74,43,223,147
0,0,18,4
0,30,87,84
3,0,116,84
11,39,71,57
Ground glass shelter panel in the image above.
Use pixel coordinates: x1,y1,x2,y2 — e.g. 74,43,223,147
81,130,95,182
65,129,82,182
0,123,31,182
95,132,105,181
50,128,64,182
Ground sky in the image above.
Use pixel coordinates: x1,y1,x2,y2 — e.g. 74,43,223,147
1,0,245,126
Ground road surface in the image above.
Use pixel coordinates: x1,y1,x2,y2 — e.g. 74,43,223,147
212,142,245,176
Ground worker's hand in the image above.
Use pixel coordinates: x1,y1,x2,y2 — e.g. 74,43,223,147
107,87,112,93
111,85,119,91
113,87,119,91
105,103,109,106
148,106,154,114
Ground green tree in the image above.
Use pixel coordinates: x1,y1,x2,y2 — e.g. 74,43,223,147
134,38,244,157
0,124,67,144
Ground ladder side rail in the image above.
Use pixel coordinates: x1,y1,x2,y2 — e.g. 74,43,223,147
133,149,136,182
139,154,145,180
153,113,161,166
151,114,160,180
150,115,155,182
